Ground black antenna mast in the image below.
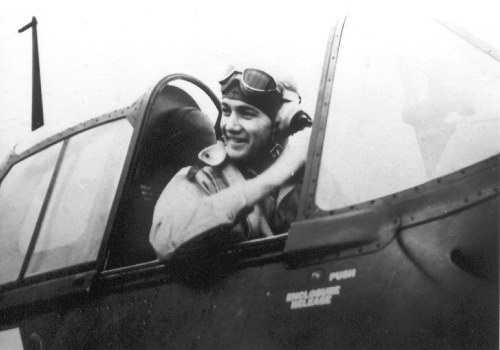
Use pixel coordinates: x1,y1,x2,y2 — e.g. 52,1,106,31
19,17,44,131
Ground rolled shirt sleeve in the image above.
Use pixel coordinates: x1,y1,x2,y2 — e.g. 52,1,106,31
149,167,249,260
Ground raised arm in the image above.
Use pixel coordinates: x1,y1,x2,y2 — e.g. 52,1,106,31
149,128,310,259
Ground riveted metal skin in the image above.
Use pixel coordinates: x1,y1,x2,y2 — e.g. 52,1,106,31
0,105,139,305
298,14,347,222
1,154,496,349
286,155,499,266
0,105,135,182
0,17,498,350
0,73,227,347
0,73,219,290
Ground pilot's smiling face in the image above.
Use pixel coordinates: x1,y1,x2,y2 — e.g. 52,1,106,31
221,98,272,164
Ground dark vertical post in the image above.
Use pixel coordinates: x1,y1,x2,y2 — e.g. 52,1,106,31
19,16,44,131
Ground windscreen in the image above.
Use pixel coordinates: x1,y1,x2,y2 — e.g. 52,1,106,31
0,142,62,285
316,12,499,210
26,119,133,276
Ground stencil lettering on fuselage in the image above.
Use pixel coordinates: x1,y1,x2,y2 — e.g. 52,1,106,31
285,286,341,309
284,268,357,310
329,268,356,282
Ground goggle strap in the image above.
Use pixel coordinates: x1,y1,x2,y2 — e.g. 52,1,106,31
281,89,302,103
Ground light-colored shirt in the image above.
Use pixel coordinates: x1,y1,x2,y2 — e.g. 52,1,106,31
149,144,298,260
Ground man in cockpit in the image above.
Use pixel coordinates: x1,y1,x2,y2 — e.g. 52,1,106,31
149,68,311,260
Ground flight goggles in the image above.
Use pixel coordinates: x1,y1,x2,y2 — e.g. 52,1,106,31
219,68,302,103
219,68,282,96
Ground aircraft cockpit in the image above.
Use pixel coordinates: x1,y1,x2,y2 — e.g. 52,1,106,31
0,8,498,349
106,76,222,268
0,74,224,300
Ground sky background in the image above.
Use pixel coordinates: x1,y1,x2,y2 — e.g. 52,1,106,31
1,0,498,160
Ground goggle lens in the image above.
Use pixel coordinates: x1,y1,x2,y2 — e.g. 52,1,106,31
220,68,279,95
242,69,277,92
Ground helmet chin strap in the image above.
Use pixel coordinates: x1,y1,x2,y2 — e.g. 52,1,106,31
270,143,284,159
269,121,285,159
269,109,312,160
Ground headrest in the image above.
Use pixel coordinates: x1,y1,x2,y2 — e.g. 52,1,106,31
145,106,217,167
149,85,200,119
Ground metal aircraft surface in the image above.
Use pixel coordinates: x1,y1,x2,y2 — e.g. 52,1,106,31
0,11,498,350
